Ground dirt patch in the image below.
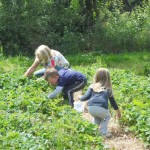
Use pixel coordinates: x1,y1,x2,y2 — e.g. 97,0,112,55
82,113,146,150
103,119,146,150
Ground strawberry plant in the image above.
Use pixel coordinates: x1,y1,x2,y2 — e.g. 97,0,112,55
0,53,150,149
0,59,104,149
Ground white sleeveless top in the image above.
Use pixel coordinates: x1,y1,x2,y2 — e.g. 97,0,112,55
49,50,69,68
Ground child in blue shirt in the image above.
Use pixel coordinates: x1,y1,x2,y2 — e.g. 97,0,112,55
44,68,87,107
80,68,121,138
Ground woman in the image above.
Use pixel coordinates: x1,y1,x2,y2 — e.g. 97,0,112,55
24,45,70,77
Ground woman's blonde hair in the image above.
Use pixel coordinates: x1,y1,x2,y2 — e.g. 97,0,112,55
91,68,113,94
35,45,52,64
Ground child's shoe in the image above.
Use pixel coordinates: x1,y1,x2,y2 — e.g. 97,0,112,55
101,132,112,138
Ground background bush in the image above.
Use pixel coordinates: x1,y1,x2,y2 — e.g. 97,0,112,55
92,0,150,53
0,0,150,55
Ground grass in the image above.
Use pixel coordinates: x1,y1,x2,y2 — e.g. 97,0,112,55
101,51,150,76
0,51,149,76
67,51,150,76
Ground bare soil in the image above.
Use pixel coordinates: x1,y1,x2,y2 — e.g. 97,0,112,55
83,112,146,150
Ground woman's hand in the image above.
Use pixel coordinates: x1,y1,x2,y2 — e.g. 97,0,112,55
24,58,40,77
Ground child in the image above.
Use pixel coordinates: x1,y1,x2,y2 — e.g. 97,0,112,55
44,68,87,107
24,45,70,77
80,68,121,137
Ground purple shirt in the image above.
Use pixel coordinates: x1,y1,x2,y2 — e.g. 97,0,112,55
48,69,86,98
58,69,86,87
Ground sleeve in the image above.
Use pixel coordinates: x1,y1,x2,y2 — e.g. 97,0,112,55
109,96,119,110
80,87,93,101
48,86,63,98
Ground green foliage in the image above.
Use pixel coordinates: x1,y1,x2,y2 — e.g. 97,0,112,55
92,0,150,53
100,52,150,76
71,52,150,146
0,50,150,148
1,0,150,55
0,0,87,55
0,56,104,149
111,69,150,146
61,26,86,54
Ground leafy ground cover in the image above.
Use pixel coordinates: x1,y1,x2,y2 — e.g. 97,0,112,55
0,57,104,149
0,52,150,149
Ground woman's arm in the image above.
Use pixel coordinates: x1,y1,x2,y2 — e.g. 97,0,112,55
24,58,40,77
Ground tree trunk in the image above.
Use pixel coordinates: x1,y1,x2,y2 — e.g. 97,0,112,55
85,0,93,29
93,0,99,18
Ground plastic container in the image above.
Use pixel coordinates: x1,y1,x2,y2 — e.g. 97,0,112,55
74,101,85,112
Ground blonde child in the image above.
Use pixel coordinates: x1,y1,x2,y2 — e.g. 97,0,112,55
80,68,121,137
24,45,69,77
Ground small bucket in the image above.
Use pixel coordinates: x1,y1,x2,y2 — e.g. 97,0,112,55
74,101,85,112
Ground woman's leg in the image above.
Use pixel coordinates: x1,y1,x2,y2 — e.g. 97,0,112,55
34,68,46,77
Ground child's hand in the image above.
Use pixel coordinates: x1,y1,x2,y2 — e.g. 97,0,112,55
116,109,121,119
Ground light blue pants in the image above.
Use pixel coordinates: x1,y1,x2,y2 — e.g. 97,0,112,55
34,66,63,77
88,106,111,136
34,68,46,77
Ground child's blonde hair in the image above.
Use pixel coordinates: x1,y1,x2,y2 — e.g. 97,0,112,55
35,45,52,64
91,68,113,94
